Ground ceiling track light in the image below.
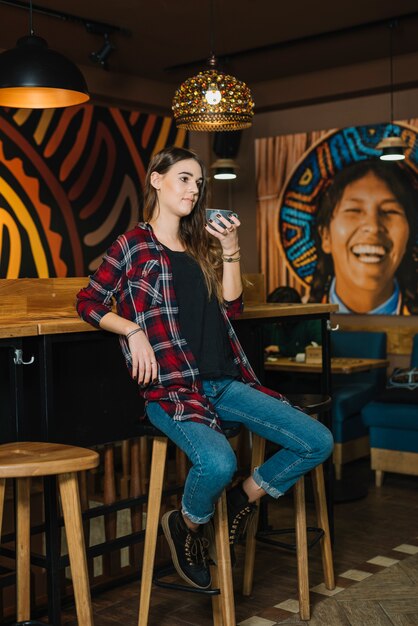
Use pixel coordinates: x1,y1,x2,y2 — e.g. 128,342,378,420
172,0,254,132
90,33,115,71
377,20,406,161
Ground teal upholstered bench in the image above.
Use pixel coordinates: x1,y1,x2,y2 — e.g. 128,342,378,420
331,330,387,479
362,334,418,486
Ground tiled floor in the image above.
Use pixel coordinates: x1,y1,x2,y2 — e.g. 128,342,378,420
25,459,418,625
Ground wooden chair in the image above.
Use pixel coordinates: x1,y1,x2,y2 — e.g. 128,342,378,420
0,441,99,626
243,395,335,621
138,425,239,626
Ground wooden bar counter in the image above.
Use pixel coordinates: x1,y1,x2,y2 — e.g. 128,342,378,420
0,278,338,442
0,279,338,335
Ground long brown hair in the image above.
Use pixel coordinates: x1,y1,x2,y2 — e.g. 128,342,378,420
143,146,223,300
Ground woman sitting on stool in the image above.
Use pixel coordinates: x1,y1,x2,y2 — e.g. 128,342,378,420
76,146,334,590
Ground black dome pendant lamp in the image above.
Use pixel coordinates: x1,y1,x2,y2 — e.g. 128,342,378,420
0,0,89,108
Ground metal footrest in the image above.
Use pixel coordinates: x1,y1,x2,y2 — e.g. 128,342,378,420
14,622,49,625
256,526,324,552
152,563,220,595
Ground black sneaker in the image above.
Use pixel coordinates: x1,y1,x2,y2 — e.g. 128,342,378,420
161,510,211,589
227,483,258,546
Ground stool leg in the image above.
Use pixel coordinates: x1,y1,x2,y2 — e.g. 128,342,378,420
294,477,310,621
78,471,94,579
210,564,223,626
138,437,167,626
104,444,119,574
213,490,235,626
130,438,143,567
139,437,149,494
311,464,335,590
175,448,187,509
17,477,31,622
58,472,94,626
242,434,266,596
0,478,5,535
120,439,131,499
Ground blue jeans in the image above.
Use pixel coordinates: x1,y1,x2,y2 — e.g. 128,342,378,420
146,377,334,524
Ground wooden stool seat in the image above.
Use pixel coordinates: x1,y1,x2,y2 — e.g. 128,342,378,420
285,394,332,415
0,441,99,477
0,442,99,626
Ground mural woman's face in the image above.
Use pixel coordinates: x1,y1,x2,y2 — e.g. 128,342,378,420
320,171,410,304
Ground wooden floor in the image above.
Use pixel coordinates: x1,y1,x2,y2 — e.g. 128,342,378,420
58,459,418,626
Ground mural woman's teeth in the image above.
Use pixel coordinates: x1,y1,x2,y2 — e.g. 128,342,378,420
351,244,386,263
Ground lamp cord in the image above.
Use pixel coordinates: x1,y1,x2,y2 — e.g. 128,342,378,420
29,0,34,35
388,20,397,127
209,0,215,57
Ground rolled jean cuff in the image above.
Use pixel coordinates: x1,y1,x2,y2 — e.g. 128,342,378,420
181,500,214,525
253,467,284,499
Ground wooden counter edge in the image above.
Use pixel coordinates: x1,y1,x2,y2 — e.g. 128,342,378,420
0,323,39,339
37,318,98,335
240,303,339,319
265,357,390,375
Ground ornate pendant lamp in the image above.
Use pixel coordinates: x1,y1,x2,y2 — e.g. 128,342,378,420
377,21,406,161
172,1,254,132
0,0,89,108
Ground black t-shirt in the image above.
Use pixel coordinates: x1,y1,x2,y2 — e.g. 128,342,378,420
163,246,239,379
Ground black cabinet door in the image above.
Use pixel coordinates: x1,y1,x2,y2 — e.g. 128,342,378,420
40,331,145,446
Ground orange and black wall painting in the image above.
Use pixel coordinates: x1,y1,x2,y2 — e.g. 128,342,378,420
0,104,187,278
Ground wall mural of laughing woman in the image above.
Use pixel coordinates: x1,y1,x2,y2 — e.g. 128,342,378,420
277,123,418,315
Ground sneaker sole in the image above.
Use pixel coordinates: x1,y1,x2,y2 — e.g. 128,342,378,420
161,512,212,590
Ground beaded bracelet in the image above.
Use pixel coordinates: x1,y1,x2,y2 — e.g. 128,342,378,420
222,247,240,256
126,327,143,339
222,255,241,263
222,247,240,262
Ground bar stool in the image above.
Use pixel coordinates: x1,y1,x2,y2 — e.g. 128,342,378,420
243,394,335,621
0,441,99,626
138,423,240,626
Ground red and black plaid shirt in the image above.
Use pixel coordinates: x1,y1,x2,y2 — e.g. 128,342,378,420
76,223,285,431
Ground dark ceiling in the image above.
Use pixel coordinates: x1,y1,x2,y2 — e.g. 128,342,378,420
1,0,418,87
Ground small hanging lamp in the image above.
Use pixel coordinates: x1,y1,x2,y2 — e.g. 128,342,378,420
0,0,89,109
377,21,406,161
172,1,254,132
378,135,407,161
211,158,238,179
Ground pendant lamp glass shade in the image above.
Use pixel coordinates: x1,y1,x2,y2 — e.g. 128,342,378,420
211,158,238,179
172,67,254,132
377,134,407,161
0,35,90,108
